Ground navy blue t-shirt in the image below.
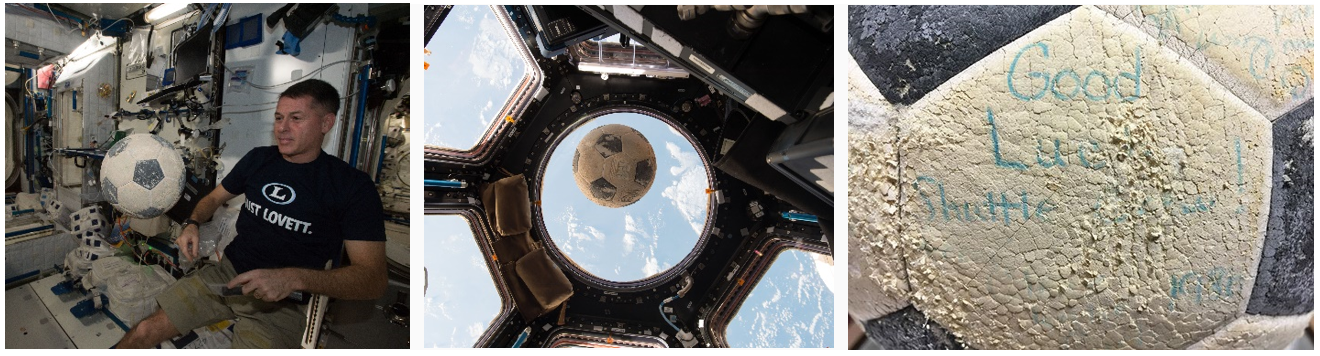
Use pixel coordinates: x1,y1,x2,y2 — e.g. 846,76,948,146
220,146,385,274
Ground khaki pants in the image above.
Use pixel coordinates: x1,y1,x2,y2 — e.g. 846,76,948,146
155,259,306,348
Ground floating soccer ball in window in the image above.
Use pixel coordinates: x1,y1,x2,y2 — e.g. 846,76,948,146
99,134,186,218
571,124,657,208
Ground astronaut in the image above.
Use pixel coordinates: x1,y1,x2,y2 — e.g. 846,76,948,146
116,79,387,348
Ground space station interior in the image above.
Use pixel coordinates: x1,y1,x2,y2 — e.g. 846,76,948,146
424,6,834,347
5,3,409,348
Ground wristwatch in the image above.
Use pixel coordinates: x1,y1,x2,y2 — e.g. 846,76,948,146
181,218,201,229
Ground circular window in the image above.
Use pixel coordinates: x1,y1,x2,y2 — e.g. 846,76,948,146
540,111,711,282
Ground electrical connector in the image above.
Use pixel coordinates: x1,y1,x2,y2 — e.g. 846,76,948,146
676,330,697,348
677,274,693,298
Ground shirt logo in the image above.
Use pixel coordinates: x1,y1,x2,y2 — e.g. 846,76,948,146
262,183,296,205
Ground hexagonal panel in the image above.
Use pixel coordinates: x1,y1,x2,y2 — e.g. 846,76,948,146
847,53,912,322
891,6,1272,349
1101,5,1313,119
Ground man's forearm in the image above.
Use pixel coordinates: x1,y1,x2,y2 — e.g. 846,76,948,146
283,264,387,300
190,191,229,223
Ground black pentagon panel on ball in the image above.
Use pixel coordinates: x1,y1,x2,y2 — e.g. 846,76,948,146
1247,99,1314,316
590,177,617,201
634,159,654,184
101,178,119,205
138,206,164,218
593,133,623,158
849,5,1077,105
134,159,166,189
149,134,172,147
865,306,967,350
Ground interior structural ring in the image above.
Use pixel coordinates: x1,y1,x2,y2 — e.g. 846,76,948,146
530,102,717,291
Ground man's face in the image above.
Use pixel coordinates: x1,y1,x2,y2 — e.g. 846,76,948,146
274,95,335,163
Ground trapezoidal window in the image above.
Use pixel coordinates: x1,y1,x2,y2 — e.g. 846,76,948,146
724,248,835,348
424,5,539,152
423,215,504,347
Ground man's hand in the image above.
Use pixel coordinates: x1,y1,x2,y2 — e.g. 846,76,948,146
228,268,301,302
177,225,201,261
222,241,387,302
178,185,237,262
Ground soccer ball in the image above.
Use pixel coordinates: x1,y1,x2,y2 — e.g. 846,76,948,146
100,134,186,218
571,124,657,208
